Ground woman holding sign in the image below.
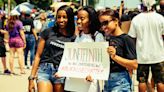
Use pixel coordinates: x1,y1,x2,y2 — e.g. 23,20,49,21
28,5,75,92
64,6,105,92
98,8,138,92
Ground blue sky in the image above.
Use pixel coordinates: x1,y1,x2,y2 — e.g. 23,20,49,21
95,0,141,9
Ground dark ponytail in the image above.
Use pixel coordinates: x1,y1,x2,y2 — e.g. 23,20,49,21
8,20,15,31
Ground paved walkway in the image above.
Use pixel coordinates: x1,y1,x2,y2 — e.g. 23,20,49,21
0,52,31,92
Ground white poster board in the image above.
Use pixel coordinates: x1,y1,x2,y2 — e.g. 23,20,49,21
64,78,94,92
58,42,110,80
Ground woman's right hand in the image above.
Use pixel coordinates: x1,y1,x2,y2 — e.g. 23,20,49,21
28,80,35,92
86,75,93,82
54,72,62,78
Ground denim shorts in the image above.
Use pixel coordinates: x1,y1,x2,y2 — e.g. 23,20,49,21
104,71,132,92
37,63,65,84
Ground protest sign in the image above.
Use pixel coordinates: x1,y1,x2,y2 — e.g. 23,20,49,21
58,42,110,80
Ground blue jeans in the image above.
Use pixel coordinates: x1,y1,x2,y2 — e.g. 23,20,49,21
37,63,65,84
104,71,132,92
24,34,36,66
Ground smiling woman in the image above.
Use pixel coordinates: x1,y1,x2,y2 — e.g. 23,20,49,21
28,5,75,92
64,6,105,92
98,8,137,92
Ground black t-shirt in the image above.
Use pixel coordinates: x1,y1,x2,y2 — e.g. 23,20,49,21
0,19,4,43
106,34,136,72
39,27,75,66
21,17,34,34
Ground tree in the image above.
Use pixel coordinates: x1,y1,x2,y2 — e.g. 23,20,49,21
0,0,16,10
30,0,52,10
0,0,4,8
14,0,27,4
88,0,99,7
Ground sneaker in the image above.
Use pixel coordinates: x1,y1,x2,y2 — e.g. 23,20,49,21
4,69,11,74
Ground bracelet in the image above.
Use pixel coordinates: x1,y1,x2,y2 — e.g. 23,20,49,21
28,76,36,80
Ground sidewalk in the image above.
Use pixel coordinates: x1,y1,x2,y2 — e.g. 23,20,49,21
0,52,31,92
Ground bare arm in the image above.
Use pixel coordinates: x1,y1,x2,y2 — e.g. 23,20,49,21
119,1,124,19
30,38,45,77
19,29,26,44
28,38,45,92
32,28,38,41
112,55,137,70
108,46,138,70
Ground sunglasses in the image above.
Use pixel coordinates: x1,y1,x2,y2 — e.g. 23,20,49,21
100,20,113,27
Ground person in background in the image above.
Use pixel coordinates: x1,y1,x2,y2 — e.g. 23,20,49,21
33,12,49,37
98,8,138,92
33,12,49,54
22,12,38,69
28,5,75,92
47,14,55,28
0,11,10,74
0,29,10,74
5,12,26,75
128,0,164,92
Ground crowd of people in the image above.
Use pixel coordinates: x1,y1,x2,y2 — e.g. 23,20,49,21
0,0,164,92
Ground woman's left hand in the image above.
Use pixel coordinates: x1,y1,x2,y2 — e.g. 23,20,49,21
54,72,62,78
86,75,93,82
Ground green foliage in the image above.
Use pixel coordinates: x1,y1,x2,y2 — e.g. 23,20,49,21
3,0,8,3
156,0,160,4
2,0,15,3
0,0,16,8
30,0,52,9
88,0,99,7
30,0,39,5
11,0,16,5
0,0,4,7
14,0,27,4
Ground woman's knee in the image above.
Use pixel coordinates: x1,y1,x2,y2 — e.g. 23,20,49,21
53,83,64,92
16,48,24,55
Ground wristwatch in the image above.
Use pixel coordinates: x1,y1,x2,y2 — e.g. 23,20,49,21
28,76,36,80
